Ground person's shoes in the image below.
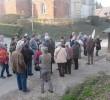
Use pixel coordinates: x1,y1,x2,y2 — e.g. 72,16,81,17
7,74,12,77
28,73,33,76
60,75,65,77
0,76,6,79
23,89,30,93
41,91,45,94
48,90,53,93
86,63,90,65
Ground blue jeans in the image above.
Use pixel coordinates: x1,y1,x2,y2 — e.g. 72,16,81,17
27,60,33,75
16,71,27,92
1,64,10,77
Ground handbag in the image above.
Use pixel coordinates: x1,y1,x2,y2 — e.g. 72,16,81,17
34,64,41,71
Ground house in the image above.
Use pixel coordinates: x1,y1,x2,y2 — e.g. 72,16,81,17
4,0,17,14
0,0,5,16
33,0,54,19
16,0,32,17
95,7,110,18
0,0,95,20
70,0,95,19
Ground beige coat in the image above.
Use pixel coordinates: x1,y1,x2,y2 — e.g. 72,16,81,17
11,50,26,73
54,47,67,63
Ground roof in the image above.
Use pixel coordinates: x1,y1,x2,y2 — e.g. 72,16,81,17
103,28,110,33
95,7,110,18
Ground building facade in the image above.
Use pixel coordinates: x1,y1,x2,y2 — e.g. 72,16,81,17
33,0,54,19
0,0,95,19
70,0,95,19
0,0,5,16
4,0,17,14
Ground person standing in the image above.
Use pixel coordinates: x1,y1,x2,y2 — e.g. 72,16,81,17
54,44,67,77
95,36,102,56
0,44,12,78
40,47,53,93
29,34,38,53
21,44,34,76
72,41,80,70
11,46,29,92
9,37,17,54
65,44,73,74
86,37,95,65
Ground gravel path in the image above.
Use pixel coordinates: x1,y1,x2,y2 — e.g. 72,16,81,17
0,38,109,100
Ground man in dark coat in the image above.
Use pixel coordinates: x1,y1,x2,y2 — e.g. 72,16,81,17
86,37,95,65
21,44,34,76
95,37,102,56
72,41,80,70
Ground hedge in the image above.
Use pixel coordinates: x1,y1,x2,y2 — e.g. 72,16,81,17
0,23,22,37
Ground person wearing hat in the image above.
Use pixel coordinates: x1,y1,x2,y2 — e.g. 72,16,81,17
39,47,53,93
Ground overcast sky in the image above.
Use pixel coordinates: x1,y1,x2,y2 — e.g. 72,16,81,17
97,0,110,7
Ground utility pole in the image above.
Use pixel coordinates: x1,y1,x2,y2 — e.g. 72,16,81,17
32,0,34,32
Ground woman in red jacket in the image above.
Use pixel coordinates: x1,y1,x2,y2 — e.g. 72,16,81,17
0,45,12,79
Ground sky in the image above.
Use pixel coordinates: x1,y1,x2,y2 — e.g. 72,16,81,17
97,0,110,7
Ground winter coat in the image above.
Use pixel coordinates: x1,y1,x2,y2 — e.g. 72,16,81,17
95,38,101,50
66,47,73,60
72,43,80,59
40,53,51,72
86,38,95,54
9,41,16,53
21,46,34,65
34,50,42,64
0,48,9,64
29,38,38,52
54,47,67,63
11,50,26,73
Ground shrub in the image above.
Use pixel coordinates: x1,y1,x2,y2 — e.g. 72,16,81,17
0,14,20,24
0,23,22,37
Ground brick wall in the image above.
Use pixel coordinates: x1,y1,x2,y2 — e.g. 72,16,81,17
0,0,5,16
54,0,70,18
16,0,32,17
34,0,54,19
5,0,17,14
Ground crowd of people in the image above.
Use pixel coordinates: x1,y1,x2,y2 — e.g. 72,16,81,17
0,32,102,93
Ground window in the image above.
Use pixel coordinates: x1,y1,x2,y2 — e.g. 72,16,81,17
41,2,47,14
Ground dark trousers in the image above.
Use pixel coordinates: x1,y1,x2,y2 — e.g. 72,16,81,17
65,59,72,74
1,64,10,77
16,71,27,92
96,50,99,56
58,63,65,77
73,58,79,70
84,47,87,56
27,60,33,75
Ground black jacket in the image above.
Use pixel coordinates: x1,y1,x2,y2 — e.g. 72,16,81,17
21,46,34,65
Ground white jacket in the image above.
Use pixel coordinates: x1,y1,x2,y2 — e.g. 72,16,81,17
54,47,67,63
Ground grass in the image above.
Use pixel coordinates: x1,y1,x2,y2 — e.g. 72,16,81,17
61,73,110,100
0,20,109,40
0,23,22,37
